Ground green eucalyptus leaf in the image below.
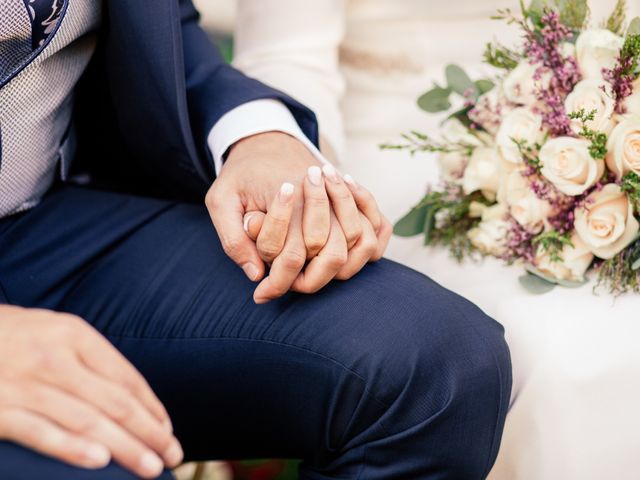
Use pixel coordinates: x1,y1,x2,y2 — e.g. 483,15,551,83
394,205,428,237
555,278,588,288
445,64,478,98
519,272,556,294
632,257,640,271
417,87,452,113
446,106,473,128
628,17,640,36
527,0,547,26
423,207,436,245
475,79,495,95
558,0,588,30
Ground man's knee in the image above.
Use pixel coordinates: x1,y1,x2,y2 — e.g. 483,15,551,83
328,260,511,477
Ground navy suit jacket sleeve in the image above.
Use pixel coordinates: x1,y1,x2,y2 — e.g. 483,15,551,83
178,0,319,161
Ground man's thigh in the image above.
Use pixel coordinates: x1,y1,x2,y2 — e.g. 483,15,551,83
0,441,174,480
0,185,510,477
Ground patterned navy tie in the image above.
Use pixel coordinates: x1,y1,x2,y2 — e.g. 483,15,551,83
23,0,64,49
0,0,63,82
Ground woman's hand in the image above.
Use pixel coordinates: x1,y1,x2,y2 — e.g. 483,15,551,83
0,306,182,478
243,168,392,303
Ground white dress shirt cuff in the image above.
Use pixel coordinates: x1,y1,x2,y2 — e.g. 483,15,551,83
207,99,328,175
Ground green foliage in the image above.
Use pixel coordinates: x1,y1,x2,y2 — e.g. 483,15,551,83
394,189,488,261
483,42,520,70
557,0,589,31
567,108,609,159
532,230,573,263
620,33,640,77
606,0,627,35
445,64,478,97
596,239,640,294
519,272,556,294
512,138,543,173
380,131,470,155
628,17,640,35
417,87,452,113
621,171,640,211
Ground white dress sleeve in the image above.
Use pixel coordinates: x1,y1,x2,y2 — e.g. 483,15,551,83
232,0,347,162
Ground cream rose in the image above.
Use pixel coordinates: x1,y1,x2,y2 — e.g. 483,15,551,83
441,118,483,146
575,29,624,80
623,77,640,114
540,137,605,196
501,169,553,233
462,146,502,198
437,151,467,181
503,61,549,106
467,203,510,256
574,184,640,259
605,115,640,179
534,233,594,282
565,79,616,135
496,108,544,165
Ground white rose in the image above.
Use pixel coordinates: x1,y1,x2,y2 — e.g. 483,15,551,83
496,108,544,165
575,29,624,80
623,77,640,114
564,80,616,135
501,169,553,233
534,233,594,282
462,146,502,198
437,151,467,181
441,118,483,146
503,61,550,106
605,115,640,179
467,203,510,256
574,184,640,259
540,137,605,196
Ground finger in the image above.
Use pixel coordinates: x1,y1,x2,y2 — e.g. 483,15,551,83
335,214,379,281
322,165,362,249
343,174,383,233
253,208,307,304
291,214,348,294
0,409,111,470
303,166,331,258
9,382,172,477
42,354,179,468
243,211,266,242
372,216,392,261
256,183,296,264
206,185,266,282
75,326,172,430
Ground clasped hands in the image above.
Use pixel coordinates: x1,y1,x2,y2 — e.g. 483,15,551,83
206,132,392,303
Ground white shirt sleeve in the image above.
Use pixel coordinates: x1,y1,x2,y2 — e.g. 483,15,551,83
207,98,329,175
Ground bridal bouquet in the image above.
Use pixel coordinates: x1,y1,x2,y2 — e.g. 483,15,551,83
386,0,640,294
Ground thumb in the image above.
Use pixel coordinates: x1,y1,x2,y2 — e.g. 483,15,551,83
243,211,266,242
207,192,266,282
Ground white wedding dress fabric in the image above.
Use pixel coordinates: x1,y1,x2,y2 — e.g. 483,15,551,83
195,1,640,478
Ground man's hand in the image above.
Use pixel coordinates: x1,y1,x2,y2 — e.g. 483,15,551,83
205,131,391,303
0,306,182,478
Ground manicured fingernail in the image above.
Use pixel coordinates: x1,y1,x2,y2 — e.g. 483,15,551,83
343,174,358,189
163,440,184,467
139,452,164,477
279,182,294,203
307,166,323,186
322,164,341,183
242,263,260,281
83,443,111,468
243,213,254,233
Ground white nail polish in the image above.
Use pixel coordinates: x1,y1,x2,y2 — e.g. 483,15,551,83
139,452,163,477
343,174,358,189
322,164,340,183
279,182,295,202
307,166,323,186
83,443,111,468
243,213,254,233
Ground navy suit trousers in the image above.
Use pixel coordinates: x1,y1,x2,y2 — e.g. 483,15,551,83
0,186,511,479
